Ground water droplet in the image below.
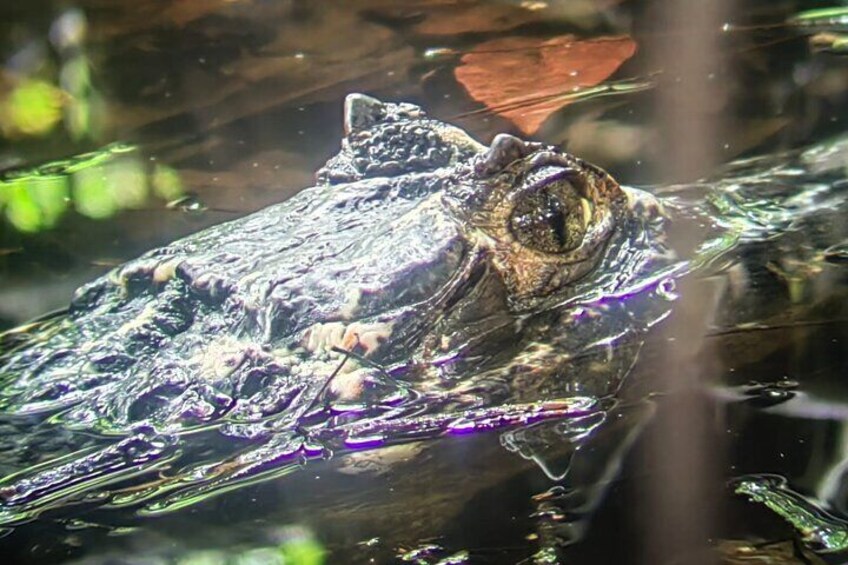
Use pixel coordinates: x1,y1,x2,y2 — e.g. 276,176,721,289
742,382,796,408
358,537,381,548
167,194,207,214
424,47,456,59
399,543,444,562
436,551,470,565
521,1,548,10
657,278,678,301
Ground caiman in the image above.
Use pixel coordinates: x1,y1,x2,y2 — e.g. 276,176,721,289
0,94,845,528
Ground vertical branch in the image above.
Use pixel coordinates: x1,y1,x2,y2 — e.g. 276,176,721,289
640,1,730,563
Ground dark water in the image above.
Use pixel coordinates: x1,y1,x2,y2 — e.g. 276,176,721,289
1,1,847,564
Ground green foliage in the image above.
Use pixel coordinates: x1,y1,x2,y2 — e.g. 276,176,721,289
0,79,65,137
0,144,184,232
278,536,326,565
8,176,70,232
792,7,848,24
171,529,326,565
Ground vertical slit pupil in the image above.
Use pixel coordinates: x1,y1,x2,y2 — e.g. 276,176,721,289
544,190,567,248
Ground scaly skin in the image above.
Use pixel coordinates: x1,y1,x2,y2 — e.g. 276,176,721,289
8,93,842,528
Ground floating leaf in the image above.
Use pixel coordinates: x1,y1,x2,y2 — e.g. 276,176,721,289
455,35,637,135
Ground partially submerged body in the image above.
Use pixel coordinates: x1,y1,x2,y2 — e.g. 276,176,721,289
0,94,844,531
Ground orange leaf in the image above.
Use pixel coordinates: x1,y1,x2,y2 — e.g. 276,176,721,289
455,35,637,135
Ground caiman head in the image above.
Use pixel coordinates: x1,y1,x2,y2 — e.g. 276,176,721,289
0,94,674,434
303,95,672,400
0,94,679,524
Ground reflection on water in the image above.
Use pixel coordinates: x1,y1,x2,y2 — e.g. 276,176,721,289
0,1,847,564
0,143,184,232
733,474,848,553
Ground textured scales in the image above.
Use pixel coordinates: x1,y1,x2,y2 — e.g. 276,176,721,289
2,94,842,524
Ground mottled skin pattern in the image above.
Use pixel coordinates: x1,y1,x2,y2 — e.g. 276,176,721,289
0,95,673,520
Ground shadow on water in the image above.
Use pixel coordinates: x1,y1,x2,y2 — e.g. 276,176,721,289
0,1,847,564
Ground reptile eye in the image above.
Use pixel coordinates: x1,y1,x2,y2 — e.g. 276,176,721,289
508,180,589,254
